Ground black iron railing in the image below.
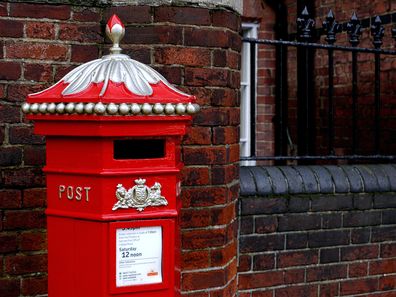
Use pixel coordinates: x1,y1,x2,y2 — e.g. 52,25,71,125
241,7,396,163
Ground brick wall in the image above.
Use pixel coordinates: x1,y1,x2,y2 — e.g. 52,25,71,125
0,2,103,296
239,165,396,297
0,1,241,296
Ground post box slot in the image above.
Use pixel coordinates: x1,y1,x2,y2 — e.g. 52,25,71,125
114,139,165,159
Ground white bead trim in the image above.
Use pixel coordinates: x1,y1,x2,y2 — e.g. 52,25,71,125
22,102,200,116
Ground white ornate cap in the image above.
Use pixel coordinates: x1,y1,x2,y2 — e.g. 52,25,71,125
23,15,199,117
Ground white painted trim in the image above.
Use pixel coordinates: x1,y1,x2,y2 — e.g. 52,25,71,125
240,22,258,165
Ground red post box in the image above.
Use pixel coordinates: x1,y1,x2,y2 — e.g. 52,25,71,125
22,15,199,297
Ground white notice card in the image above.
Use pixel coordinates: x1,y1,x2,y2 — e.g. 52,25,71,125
116,226,162,287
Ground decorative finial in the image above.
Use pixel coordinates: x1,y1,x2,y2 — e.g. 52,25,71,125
323,9,342,44
296,6,315,41
106,14,125,54
371,16,385,49
347,12,362,47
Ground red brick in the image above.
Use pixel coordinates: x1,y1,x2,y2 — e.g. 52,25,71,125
25,22,55,39
3,167,46,187
284,268,305,284
212,165,238,185
306,264,347,282
213,49,227,67
185,28,229,48
185,67,229,87
181,166,210,186
182,227,227,249
0,190,22,209
24,63,52,82
252,254,275,271
182,269,226,290
0,125,5,144
210,240,237,266
183,146,227,165
238,255,251,272
155,6,210,25
19,231,47,251
59,24,102,43
211,10,240,31
379,274,396,290
319,283,339,297
370,259,396,275
0,84,4,98
211,88,239,107
155,47,211,67
3,210,46,230
183,126,212,145
0,2,6,16
227,143,240,163
6,42,68,61
278,250,318,268
0,278,20,297
227,51,240,70
5,253,47,275
123,26,183,45
181,250,210,270
340,278,379,295
24,145,46,166
381,243,396,258
210,275,237,297
0,62,21,80
252,292,272,297
71,44,99,63
9,125,44,145
10,3,70,20
0,104,20,123
154,66,182,84
0,233,18,253
105,6,151,24
23,188,46,208
238,271,283,289
8,143,33,163
213,126,239,144
0,19,23,37
211,202,237,225
341,245,379,261
124,47,151,64
182,293,209,297
349,262,368,277
275,285,317,297
255,216,277,234
72,7,101,22
54,65,77,81
21,276,47,296
181,208,212,228
229,70,240,88
193,108,231,126
181,87,212,106
8,84,45,102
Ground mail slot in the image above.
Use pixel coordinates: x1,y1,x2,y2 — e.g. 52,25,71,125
22,15,199,297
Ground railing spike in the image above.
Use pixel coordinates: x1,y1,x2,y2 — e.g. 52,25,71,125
323,9,342,44
297,6,315,41
371,15,385,48
347,12,362,47
301,6,309,16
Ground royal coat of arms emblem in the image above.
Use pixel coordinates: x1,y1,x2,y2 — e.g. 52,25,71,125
112,178,168,211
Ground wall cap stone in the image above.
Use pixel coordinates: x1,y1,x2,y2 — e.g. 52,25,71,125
240,164,396,196
111,0,242,13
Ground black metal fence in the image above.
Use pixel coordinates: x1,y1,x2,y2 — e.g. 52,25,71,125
242,7,396,163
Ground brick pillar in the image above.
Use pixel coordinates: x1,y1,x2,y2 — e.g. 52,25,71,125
0,1,240,296
102,5,241,296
